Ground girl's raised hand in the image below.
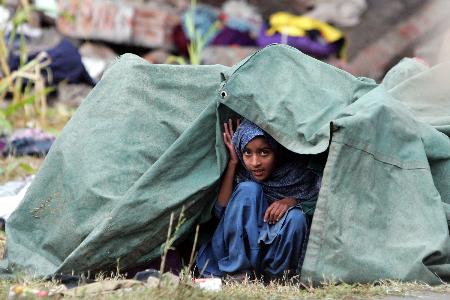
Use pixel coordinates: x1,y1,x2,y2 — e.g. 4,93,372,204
223,118,240,165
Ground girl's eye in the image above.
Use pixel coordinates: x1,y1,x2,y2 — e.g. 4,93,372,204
260,150,270,156
243,150,251,156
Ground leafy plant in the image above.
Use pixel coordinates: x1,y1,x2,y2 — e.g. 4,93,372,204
167,0,220,65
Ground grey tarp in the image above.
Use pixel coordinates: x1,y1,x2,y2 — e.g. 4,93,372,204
2,45,450,284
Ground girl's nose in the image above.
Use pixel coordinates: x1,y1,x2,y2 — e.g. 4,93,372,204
251,156,261,167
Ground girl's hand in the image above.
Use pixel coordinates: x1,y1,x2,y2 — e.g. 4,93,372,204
223,118,240,165
264,198,297,224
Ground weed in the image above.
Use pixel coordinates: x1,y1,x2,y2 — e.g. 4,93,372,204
167,0,220,65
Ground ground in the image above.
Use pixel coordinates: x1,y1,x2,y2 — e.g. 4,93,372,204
1,229,450,300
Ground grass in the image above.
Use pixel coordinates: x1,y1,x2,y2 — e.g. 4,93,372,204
0,0,73,185
1,271,450,299
0,156,43,184
0,228,449,300
1,175,450,300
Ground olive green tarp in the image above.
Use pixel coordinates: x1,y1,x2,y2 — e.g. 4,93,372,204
2,45,450,284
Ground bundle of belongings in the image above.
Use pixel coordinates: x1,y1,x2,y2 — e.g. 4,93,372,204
174,1,345,60
1,128,55,157
8,38,95,86
173,1,261,55
1,44,450,285
257,12,346,59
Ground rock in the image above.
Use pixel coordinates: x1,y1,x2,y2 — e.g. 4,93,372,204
146,277,160,289
56,82,93,108
143,49,171,64
160,272,180,288
202,46,259,66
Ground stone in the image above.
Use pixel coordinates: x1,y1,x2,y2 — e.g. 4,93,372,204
202,46,258,66
142,49,171,64
160,272,180,288
146,277,160,289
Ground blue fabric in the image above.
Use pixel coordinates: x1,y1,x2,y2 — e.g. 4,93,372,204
231,119,321,206
8,38,95,86
196,182,307,278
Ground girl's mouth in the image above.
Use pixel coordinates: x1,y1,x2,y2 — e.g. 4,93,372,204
252,170,264,177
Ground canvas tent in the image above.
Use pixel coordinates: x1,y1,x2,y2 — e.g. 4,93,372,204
1,44,450,284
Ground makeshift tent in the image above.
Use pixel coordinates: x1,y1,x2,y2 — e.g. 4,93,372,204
2,45,450,284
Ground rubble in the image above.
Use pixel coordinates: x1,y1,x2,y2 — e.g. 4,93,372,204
56,0,185,48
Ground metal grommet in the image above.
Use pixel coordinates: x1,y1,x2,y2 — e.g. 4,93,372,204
220,91,227,99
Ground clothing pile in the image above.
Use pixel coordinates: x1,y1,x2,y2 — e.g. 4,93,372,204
174,0,347,60
257,12,346,59
1,128,55,157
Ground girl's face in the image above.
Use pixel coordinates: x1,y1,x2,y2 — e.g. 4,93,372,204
242,137,276,182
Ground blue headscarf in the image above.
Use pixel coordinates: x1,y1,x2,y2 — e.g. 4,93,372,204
232,119,321,207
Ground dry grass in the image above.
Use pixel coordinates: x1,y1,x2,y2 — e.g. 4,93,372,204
0,276,450,300
0,254,450,300
0,156,44,184
1,194,450,299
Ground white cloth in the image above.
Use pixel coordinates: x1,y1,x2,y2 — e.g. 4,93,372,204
0,177,33,220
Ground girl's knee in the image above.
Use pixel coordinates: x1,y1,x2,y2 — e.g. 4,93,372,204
236,181,262,194
285,209,307,232
228,182,263,208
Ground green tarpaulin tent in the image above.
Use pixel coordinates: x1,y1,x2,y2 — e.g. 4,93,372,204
2,45,450,284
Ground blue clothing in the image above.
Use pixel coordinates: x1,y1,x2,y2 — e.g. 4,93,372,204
196,182,307,278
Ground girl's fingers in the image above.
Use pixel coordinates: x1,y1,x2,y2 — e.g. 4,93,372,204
264,206,273,223
276,208,284,222
224,122,230,136
271,207,280,222
223,132,228,144
276,207,286,222
269,205,279,223
224,118,240,138
224,122,233,142
271,205,287,223
228,119,234,136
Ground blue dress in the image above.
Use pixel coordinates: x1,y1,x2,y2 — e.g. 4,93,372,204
196,181,308,278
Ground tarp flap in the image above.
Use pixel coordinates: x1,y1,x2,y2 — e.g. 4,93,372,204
3,54,229,275
219,45,376,155
302,87,450,284
384,58,450,136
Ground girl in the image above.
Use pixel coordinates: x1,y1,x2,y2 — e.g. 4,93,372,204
196,119,321,279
